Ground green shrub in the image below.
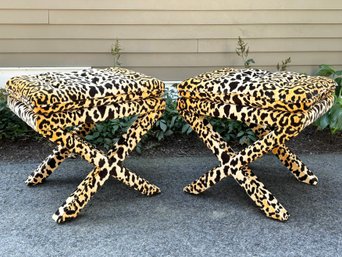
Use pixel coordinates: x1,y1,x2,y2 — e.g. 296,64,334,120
85,116,136,150
209,118,257,146
314,65,342,133
149,91,191,141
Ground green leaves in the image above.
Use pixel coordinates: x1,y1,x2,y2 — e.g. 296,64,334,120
329,104,342,133
111,39,122,67
210,118,257,146
181,124,192,134
315,100,342,134
158,120,167,132
277,57,292,71
236,37,255,68
316,114,330,130
314,65,342,133
316,64,336,77
85,116,136,150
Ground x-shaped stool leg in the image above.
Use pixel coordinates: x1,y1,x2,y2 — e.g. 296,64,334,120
177,97,314,220
179,108,290,220
247,123,318,185
26,123,95,185
36,102,164,223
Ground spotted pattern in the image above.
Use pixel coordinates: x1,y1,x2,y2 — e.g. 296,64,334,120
6,68,165,223
177,68,336,221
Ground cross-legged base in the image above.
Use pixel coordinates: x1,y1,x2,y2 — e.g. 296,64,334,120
177,89,334,221
50,109,164,223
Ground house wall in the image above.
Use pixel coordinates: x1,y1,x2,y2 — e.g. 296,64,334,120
0,0,342,80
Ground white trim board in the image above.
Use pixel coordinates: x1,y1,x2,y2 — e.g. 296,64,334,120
0,67,90,88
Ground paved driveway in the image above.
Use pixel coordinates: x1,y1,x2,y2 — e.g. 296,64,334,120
0,154,341,257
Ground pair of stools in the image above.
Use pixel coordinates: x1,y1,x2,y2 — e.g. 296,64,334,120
6,67,336,223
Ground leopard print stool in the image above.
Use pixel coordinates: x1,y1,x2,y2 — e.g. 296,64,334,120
6,67,165,223
177,68,336,221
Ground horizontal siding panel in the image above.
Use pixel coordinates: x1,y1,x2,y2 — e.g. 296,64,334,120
0,10,48,24
50,10,342,25
0,39,197,53
123,52,342,67
199,38,342,52
1,38,342,54
0,2,341,80
0,0,342,10
1,52,341,67
1,25,342,39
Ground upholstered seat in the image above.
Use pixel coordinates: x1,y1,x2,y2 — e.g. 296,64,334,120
6,68,164,114
178,68,335,112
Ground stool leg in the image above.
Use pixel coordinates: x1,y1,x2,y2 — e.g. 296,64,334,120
108,110,164,196
26,123,95,186
186,162,289,220
273,147,318,185
248,123,318,185
50,110,163,223
179,109,289,221
178,109,234,193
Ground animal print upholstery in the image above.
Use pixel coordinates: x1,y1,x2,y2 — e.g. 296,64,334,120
6,67,165,223
177,68,336,221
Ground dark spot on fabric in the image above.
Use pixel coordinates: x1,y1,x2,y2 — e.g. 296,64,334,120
117,137,125,145
85,115,92,124
89,87,97,97
232,95,242,106
230,158,238,167
224,105,230,115
99,158,106,168
98,86,105,95
99,169,107,179
236,105,242,112
229,81,239,91
117,147,124,159
221,152,230,163
97,105,106,117
260,113,268,120
49,159,56,169
265,91,274,98
92,77,99,84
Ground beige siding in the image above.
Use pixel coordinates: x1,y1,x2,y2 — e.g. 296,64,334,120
0,1,342,80
0,0,342,10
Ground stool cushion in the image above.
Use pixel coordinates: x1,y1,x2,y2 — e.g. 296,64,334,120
6,67,164,114
178,68,336,112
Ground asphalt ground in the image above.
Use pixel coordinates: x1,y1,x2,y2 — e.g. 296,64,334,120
0,154,341,257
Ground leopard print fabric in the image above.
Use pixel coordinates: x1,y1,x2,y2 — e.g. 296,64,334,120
178,68,334,112
177,67,336,221
6,67,165,223
6,67,163,114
